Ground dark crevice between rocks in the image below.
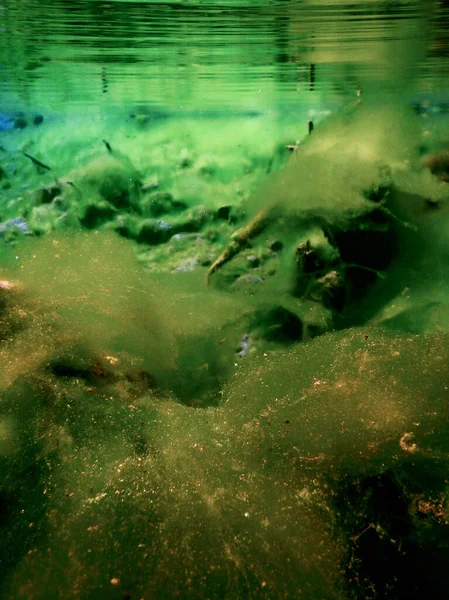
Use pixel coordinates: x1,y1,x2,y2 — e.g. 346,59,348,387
80,203,117,229
292,206,401,329
49,360,156,392
249,306,303,344
333,462,449,600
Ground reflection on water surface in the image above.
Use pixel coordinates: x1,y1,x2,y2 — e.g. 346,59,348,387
0,0,448,110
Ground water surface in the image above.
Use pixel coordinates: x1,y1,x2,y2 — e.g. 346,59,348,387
1,0,447,112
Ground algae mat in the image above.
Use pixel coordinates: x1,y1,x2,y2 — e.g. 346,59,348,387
1,99,449,598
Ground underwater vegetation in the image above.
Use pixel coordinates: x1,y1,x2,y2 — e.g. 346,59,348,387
1,99,449,598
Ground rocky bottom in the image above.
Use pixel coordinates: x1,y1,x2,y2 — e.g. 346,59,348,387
1,99,449,598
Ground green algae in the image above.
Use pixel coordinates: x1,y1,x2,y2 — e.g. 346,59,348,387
2,249,449,598
0,112,298,284
0,232,256,402
2,100,449,598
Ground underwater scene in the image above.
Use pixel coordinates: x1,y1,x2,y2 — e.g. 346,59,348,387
2,0,449,598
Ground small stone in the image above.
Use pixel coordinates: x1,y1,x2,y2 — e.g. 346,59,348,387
33,114,44,125
171,233,187,242
237,274,264,285
174,259,199,273
238,333,251,357
0,217,30,236
141,181,158,192
156,220,171,230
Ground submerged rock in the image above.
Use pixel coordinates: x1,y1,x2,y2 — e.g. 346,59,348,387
173,258,199,272
0,217,30,238
67,154,142,211
237,332,251,357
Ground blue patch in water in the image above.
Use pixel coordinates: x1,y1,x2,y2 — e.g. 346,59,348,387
0,217,30,236
0,113,13,131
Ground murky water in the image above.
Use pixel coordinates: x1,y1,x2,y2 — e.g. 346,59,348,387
1,3,449,600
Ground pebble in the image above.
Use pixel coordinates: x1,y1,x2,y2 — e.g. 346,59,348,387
0,217,30,236
238,333,251,357
174,259,199,273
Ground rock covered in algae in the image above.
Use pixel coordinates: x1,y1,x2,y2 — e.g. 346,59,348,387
207,99,449,339
59,154,142,228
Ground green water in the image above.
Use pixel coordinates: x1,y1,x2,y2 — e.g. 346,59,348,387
1,1,449,599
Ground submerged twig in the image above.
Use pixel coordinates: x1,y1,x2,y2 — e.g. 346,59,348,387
103,139,112,153
206,204,274,284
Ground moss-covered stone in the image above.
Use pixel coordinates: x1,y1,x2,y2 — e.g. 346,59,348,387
140,191,187,217
70,155,141,211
